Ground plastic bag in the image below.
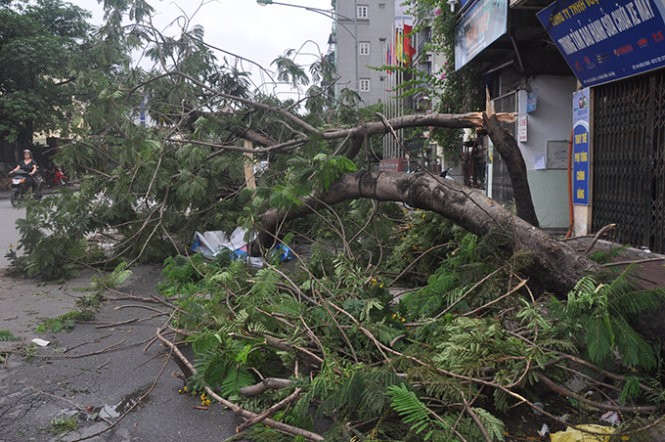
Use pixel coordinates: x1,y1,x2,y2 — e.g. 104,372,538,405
550,424,615,442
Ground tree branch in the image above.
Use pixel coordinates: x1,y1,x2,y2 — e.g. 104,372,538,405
254,171,597,296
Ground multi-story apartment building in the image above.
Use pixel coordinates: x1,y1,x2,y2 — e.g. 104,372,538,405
331,0,395,105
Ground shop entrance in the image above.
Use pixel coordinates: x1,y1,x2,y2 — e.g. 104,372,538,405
592,70,665,253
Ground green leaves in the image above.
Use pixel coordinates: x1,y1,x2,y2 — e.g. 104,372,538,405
553,273,664,369
471,408,506,442
89,261,132,292
0,330,19,342
0,0,97,140
272,51,310,87
250,268,280,299
311,153,357,192
269,183,308,209
220,366,255,397
388,384,440,438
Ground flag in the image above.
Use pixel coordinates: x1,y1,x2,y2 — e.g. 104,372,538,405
395,28,404,66
386,41,393,74
403,24,417,66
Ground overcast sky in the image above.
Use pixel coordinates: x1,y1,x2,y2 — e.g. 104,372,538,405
70,0,333,96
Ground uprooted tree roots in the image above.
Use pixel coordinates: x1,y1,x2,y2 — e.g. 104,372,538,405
151,216,665,442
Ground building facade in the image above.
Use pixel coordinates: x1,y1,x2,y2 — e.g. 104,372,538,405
451,0,578,229
452,0,665,251
332,0,395,105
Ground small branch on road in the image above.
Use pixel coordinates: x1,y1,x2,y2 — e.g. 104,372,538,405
235,387,302,432
155,327,324,441
27,386,113,425
113,304,168,314
94,312,166,329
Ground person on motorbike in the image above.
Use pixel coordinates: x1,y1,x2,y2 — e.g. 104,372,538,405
9,149,39,192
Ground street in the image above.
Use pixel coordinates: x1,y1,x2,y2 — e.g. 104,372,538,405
0,198,23,269
0,200,240,441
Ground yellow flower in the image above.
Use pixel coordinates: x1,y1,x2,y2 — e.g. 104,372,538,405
183,386,189,392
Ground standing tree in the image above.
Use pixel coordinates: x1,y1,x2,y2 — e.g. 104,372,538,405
0,0,96,147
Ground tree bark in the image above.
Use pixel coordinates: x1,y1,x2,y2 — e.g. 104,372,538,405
255,171,597,297
322,112,515,143
483,114,540,227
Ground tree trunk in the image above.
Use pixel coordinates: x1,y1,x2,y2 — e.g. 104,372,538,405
483,114,540,227
255,171,597,297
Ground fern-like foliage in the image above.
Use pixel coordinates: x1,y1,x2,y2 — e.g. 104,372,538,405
387,384,439,438
89,261,132,292
399,233,505,320
550,272,665,369
156,216,665,442
471,407,506,441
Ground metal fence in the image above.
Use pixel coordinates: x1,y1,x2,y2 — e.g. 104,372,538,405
592,69,665,253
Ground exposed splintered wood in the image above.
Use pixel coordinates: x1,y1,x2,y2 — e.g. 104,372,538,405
256,171,598,297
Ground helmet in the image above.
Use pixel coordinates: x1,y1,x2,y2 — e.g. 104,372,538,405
23,149,32,154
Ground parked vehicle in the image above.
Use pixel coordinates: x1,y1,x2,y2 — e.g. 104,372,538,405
439,167,455,180
41,161,69,187
9,170,42,207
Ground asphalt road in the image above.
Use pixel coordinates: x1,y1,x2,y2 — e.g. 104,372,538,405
0,198,23,269
0,200,241,441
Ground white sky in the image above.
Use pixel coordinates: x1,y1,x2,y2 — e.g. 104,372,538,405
70,0,334,97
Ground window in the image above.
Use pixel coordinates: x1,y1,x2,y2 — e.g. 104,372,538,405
359,42,370,56
357,5,368,19
359,78,370,92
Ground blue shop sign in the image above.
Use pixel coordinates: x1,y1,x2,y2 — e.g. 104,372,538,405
455,0,508,70
572,88,591,205
537,0,665,87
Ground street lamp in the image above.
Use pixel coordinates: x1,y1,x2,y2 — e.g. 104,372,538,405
256,0,359,95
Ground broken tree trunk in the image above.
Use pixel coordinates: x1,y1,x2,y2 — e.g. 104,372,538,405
483,113,540,227
255,171,598,297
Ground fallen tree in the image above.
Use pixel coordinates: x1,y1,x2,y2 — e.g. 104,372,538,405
8,4,664,441
255,170,596,297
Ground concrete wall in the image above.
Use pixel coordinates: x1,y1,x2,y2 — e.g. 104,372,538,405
335,1,394,105
527,170,569,228
515,75,577,228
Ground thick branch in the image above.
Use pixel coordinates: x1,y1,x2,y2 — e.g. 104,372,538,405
230,127,279,147
255,171,597,296
321,112,515,144
239,378,292,396
483,113,539,227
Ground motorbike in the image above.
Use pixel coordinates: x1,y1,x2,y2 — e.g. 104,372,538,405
42,163,69,187
9,170,42,207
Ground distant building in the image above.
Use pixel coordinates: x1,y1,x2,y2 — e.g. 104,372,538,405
331,0,395,105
